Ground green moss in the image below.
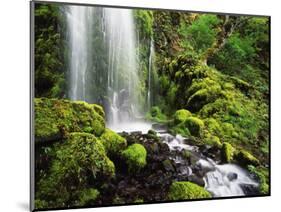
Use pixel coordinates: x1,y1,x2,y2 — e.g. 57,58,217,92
204,118,223,136
100,128,127,156
122,144,147,173
146,106,168,123
184,117,204,137
230,76,251,92
187,77,222,112
248,165,269,194
174,109,192,124
204,134,222,148
221,142,235,163
146,129,160,140
36,133,114,207
167,181,211,200
35,199,48,209
235,150,260,166
34,98,105,143
77,188,100,206
170,122,191,137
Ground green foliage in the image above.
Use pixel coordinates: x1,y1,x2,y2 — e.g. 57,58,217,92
34,98,105,143
174,109,192,124
247,165,269,195
100,128,127,156
167,181,211,200
146,106,168,123
134,10,154,38
184,117,204,137
35,199,48,209
77,188,100,206
35,4,66,97
122,144,147,173
36,133,115,207
209,17,269,86
221,142,235,163
179,14,221,54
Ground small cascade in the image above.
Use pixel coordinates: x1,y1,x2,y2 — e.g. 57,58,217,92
198,159,258,197
156,130,259,197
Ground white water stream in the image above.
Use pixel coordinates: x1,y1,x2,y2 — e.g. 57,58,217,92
158,132,258,197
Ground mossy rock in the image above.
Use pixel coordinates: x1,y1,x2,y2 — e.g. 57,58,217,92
121,143,147,173
100,128,127,156
174,109,192,124
204,118,223,136
170,121,191,137
36,133,114,207
77,188,100,206
187,78,222,112
235,150,260,167
247,165,269,194
35,98,105,143
204,134,222,148
167,181,211,200
184,117,204,137
221,142,235,163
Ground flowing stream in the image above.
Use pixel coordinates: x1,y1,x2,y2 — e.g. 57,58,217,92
157,131,259,197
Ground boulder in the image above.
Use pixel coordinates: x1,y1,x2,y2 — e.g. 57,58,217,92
167,181,211,200
35,98,105,143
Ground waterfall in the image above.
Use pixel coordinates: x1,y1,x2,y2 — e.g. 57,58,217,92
66,6,94,101
66,6,140,127
103,8,139,127
147,37,155,110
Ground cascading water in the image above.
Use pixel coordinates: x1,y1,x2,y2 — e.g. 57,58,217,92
104,8,139,128
66,6,94,101
147,37,155,110
66,6,141,128
156,131,259,197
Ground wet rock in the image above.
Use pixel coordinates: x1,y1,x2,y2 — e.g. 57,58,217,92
188,174,205,187
227,172,238,181
240,183,260,195
159,142,170,154
152,123,168,132
162,159,175,172
177,166,192,176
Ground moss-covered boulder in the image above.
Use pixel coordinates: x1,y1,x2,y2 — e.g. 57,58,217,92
36,133,114,207
184,117,204,137
167,181,211,200
204,134,222,148
235,150,260,167
174,109,192,124
35,98,105,143
100,128,127,156
121,143,147,173
247,165,269,194
221,142,235,163
187,78,222,112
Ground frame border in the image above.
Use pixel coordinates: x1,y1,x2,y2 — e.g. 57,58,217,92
30,1,271,211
